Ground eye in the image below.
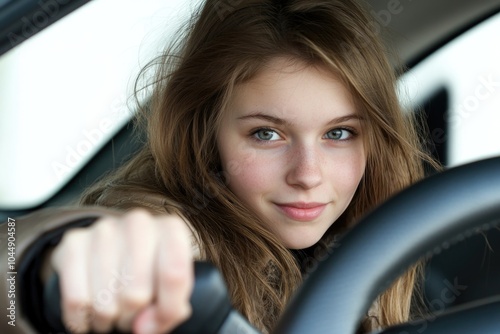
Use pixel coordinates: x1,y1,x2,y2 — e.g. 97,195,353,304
324,128,354,141
252,128,281,141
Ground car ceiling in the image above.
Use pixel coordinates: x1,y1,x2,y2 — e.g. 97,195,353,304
368,0,500,66
2,0,500,64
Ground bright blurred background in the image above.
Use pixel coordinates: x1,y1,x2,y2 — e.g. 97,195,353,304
0,0,197,208
0,0,499,209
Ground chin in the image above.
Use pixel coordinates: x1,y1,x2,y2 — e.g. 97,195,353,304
281,231,325,250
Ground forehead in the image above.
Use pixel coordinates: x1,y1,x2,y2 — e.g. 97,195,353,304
226,57,358,121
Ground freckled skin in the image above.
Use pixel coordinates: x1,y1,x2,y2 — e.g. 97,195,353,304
217,58,366,249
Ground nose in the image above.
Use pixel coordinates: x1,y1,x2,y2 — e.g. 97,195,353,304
285,143,323,190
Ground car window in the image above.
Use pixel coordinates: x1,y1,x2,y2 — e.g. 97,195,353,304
0,0,197,209
2,2,499,210
398,11,500,167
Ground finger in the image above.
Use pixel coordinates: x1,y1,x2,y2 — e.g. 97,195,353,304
52,228,92,333
135,215,194,334
133,305,157,334
88,218,121,332
115,209,157,331
154,216,194,331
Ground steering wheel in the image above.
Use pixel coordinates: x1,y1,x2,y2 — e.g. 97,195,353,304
274,156,500,333
44,157,500,333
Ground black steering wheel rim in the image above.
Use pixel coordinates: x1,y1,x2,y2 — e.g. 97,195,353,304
274,156,500,334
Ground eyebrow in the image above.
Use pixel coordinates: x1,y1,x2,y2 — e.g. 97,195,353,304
237,112,363,126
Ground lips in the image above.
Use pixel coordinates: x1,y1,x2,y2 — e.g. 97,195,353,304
275,202,327,221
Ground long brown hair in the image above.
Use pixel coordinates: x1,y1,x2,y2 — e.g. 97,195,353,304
81,0,438,331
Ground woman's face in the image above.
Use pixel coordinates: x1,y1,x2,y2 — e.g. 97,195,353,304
217,57,366,249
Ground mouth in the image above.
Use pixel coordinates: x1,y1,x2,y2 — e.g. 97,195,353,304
274,202,327,222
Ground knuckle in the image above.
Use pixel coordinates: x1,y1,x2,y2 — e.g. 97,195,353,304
52,229,89,268
158,266,189,287
62,300,92,332
120,289,152,311
59,228,88,249
178,304,192,321
65,321,88,334
162,214,187,229
91,218,120,242
125,213,148,228
124,209,153,223
157,303,192,326
92,305,118,324
93,218,117,235
64,296,91,315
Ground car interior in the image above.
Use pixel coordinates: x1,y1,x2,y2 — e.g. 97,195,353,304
1,0,500,332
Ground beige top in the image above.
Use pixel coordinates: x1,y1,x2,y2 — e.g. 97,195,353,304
1,207,121,334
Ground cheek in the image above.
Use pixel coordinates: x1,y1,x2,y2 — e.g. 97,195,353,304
330,150,366,194
221,147,280,201
221,142,258,176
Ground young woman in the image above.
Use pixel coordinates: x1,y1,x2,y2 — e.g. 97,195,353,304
0,0,438,333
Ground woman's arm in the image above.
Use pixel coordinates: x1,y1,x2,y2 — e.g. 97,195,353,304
0,207,122,334
1,207,201,334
